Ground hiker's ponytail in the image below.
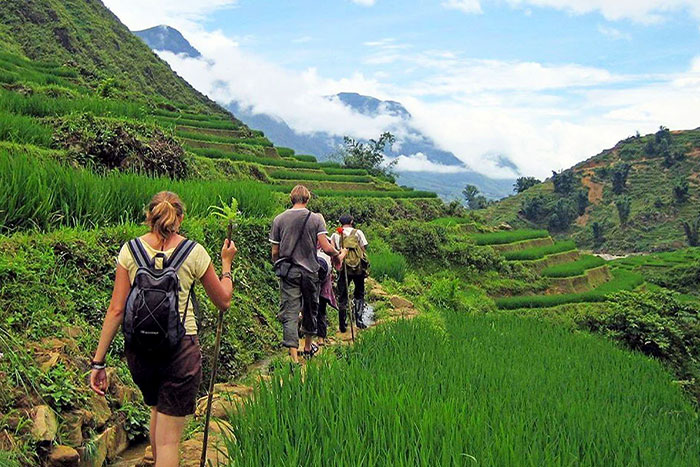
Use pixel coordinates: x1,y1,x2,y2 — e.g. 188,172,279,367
145,191,185,240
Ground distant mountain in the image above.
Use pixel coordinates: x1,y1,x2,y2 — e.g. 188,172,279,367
133,25,201,58
132,25,518,200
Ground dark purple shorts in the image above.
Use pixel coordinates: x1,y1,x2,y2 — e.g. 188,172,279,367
125,335,202,417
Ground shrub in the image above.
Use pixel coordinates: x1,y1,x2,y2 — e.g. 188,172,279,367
615,196,631,225
548,199,576,231
276,147,295,157
521,195,547,222
592,221,605,246
552,170,575,195
673,178,690,204
647,261,700,293
53,114,189,178
611,163,631,195
383,221,445,261
514,176,540,193
584,290,700,398
268,169,372,183
576,189,589,216
291,154,317,163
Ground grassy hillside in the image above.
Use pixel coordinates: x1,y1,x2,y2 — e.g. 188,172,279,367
0,0,221,113
483,127,700,253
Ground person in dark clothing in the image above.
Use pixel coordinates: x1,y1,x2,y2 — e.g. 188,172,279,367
331,214,369,331
270,185,345,363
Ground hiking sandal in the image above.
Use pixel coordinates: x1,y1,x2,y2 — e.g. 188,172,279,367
303,343,319,360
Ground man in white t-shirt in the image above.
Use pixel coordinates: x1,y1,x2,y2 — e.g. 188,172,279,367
330,214,369,330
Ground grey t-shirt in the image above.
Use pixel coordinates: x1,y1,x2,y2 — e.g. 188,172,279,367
269,208,328,273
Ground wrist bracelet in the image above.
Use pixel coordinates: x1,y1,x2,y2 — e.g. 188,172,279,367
91,360,106,370
221,272,233,282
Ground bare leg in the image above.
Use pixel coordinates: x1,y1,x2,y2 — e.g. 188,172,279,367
149,407,158,463
304,334,313,353
289,347,299,363
154,412,186,467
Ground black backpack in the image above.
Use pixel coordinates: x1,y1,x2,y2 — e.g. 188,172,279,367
123,238,197,354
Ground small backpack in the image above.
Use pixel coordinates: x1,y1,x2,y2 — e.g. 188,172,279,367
123,238,197,354
343,229,367,275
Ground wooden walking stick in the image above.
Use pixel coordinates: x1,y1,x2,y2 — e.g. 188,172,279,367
339,230,355,343
201,202,237,467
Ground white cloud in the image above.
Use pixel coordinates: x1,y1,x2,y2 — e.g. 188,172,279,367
392,153,471,173
351,0,377,5
442,0,483,14
446,0,700,22
598,24,632,41
102,0,238,31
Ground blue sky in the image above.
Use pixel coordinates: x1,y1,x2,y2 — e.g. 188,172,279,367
105,0,700,178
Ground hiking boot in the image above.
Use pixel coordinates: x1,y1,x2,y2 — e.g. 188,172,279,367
339,308,348,333
354,300,367,329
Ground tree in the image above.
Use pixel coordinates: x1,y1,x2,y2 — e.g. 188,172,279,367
552,170,575,195
615,196,631,226
548,199,576,231
592,222,605,246
682,216,700,247
673,178,690,204
340,132,397,179
576,189,589,216
462,184,488,210
514,176,540,193
611,163,631,195
521,195,546,221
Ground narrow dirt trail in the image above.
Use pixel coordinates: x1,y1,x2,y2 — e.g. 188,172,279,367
576,174,604,227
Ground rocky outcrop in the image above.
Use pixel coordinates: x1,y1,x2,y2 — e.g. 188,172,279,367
31,405,58,443
48,445,80,466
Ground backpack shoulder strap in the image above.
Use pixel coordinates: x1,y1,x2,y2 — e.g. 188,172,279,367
350,229,358,239
167,239,198,271
127,238,152,269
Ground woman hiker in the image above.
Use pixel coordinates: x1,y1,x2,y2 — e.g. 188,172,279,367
89,191,237,467
331,214,369,331
315,237,340,346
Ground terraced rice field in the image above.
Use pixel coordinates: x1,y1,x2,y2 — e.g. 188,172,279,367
221,312,700,465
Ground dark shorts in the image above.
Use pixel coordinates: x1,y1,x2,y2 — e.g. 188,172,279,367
125,335,202,417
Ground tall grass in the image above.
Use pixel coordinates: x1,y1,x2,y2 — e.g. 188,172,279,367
495,269,644,309
290,154,317,163
0,151,277,232
0,89,145,119
0,112,53,146
542,254,607,278
368,247,408,281
150,108,230,121
504,240,577,261
269,169,372,183
471,229,550,245
276,147,295,157
221,311,699,465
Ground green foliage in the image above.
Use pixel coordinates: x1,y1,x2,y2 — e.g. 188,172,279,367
541,255,606,277
190,147,323,170
521,194,547,222
548,198,576,232
268,169,372,183
673,178,690,204
682,216,700,247
471,229,549,245
277,187,438,199
611,162,631,195
647,261,700,294
462,184,489,209
514,176,541,193
615,196,631,225
308,197,450,226
321,167,368,176
39,363,86,411
504,241,577,261
53,114,189,178
368,246,408,282
0,150,277,232
575,189,589,216
291,154,317,163
340,132,397,179
383,221,445,261
496,269,644,309
118,401,150,441
221,312,700,465
156,116,240,130
592,221,605,246
552,169,575,195
584,290,700,398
